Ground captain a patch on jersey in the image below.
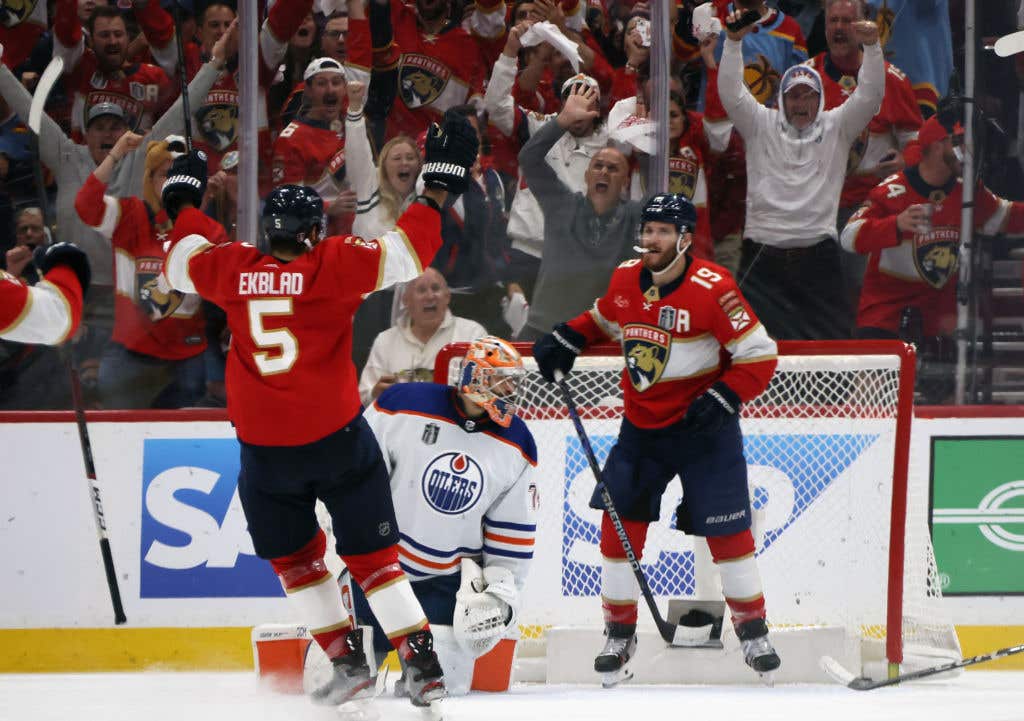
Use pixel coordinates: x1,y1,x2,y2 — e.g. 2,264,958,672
422,452,484,515
623,324,670,392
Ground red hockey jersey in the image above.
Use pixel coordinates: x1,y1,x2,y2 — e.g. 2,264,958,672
75,174,207,360
808,53,923,207
272,118,347,203
379,1,489,141
669,111,713,261
163,204,443,446
0,0,46,71
54,0,173,137
567,257,778,429
842,167,1024,336
0,265,83,346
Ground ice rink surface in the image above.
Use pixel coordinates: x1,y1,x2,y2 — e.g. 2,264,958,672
1,671,1023,721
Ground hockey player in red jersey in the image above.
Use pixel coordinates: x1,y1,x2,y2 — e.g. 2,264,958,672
841,115,1024,354
534,193,781,685
0,243,90,345
162,114,479,711
53,2,173,138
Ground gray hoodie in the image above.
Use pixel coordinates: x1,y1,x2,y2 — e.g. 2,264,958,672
519,117,643,336
718,37,884,248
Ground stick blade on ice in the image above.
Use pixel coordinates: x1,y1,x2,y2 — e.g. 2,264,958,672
994,30,1024,57
819,656,857,686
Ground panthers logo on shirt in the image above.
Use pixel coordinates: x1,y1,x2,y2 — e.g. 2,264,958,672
421,452,484,514
669,154,698,200
198,90,239,151
623,324,670,392
399,54,450,109
914,231,959,289
0,0,39,28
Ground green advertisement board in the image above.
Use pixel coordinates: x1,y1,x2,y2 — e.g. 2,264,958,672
931,437,1024,595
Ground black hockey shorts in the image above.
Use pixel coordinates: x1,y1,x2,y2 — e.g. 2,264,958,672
237,414,399,559
589,415,752,537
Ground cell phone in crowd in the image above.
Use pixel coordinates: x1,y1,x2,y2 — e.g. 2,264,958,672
635,18,652,48
725,9,762,33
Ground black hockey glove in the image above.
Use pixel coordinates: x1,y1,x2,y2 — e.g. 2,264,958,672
162,149,208,220
533,322,586,384
421,112,479,195
684,382,741,435
33,242,91,297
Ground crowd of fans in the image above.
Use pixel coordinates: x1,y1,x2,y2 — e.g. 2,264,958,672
2,0,1022,410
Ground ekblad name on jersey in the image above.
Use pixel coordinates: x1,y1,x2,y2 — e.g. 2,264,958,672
363,383,538,587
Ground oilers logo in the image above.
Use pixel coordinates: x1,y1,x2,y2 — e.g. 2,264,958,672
422,452,484,515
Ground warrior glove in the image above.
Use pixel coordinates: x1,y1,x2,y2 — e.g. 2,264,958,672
162,150,208,220
533,322,586,383
422,111,480,195
684,382,741,435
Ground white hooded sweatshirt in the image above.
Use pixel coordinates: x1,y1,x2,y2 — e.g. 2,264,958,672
718,37,884,248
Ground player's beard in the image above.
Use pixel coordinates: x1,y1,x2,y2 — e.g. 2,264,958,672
642,246,674,273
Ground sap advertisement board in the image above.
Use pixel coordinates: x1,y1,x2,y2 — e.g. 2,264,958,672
2,413,1023,628
930,436,1024,595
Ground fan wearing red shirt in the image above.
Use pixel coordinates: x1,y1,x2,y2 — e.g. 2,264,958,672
75,131,213,409
161,116,479,711
53,3,173,139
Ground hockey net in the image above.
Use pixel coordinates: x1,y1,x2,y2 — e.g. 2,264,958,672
434,340,959,670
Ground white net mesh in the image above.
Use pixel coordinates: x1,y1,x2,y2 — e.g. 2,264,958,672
441,344,958,663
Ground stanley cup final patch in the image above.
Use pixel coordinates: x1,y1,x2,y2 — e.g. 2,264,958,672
422,422,439,445
718,290,751,332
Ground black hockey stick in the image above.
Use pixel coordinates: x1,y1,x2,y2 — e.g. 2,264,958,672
64,350,127,625
171,1,194,152
554,370,692,646
820,643,1024,690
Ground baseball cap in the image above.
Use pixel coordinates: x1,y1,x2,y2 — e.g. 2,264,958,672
303,57,346,82
918,115,964,148
781,66,822,96
560,73,601,101
86,102,128,127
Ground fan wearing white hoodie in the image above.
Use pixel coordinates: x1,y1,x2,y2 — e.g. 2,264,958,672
717,12,884,340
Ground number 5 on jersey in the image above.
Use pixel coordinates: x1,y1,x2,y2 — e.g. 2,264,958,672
248,299,298,375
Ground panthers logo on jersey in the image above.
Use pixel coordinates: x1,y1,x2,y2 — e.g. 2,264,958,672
623,324,670,392
669,154,698,199
197,90,239,152
914,232,959,289
0,0,39,28
399,54,450,109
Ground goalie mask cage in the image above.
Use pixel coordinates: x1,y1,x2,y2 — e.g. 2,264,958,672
434,340,959,676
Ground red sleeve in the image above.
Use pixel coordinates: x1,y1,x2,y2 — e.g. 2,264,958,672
888,65,924,131
261,0,315,84
42,265,84,337
0,24,45,70
75,174,110,228
567,267,625,344
581,30,614,100
706,279,777,402
54,0,82,49
702,66,728,122
0,273,30,330
133,0,175,50
347,18,372,74
844,184,901,254
974,186,1024,236
172,207,229,246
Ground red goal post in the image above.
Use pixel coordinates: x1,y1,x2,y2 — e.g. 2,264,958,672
434,339,957,674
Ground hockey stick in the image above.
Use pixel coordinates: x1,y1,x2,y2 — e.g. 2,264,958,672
820,643,1024,690
170,1,194,152
553,370,693,647
64,350,128,625
28,55,64,136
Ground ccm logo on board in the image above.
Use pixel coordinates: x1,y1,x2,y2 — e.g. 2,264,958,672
140,438,283,599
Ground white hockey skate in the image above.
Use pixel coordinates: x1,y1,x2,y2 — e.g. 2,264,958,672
736,619,781,685
594,623,638,688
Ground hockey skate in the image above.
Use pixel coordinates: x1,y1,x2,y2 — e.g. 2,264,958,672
594,622,637,688
309,629,375,706
736,619,781,685
401,630,447,716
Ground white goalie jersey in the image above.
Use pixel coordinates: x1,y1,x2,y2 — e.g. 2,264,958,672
362,382,539,590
